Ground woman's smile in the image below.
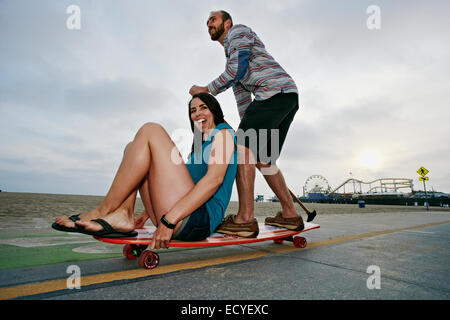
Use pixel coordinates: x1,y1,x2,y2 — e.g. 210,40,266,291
190,98,215,133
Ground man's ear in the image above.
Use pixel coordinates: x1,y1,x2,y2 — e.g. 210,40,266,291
224,19,232,30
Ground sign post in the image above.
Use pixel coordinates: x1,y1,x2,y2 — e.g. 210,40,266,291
417,166,429,210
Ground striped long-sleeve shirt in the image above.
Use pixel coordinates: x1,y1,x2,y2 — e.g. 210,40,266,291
207,24,298,119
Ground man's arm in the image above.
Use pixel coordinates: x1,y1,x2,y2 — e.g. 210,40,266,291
190,25,254,96
233,84,252,119
189,85,209,96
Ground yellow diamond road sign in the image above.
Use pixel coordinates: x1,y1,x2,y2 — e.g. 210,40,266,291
417,166,429,177
419,176,429,181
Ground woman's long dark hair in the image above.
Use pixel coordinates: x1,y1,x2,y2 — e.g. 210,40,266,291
188,92,225,156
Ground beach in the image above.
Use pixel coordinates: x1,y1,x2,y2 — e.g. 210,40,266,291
0,192,447,231
1,191,449,300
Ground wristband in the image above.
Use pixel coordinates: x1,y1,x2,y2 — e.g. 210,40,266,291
160,214,176,229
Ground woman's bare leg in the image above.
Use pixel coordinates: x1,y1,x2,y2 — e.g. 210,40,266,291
74,122,194,233
138,178,157,226
76,188,138,232
55,139,146,228
133,178,156,229
143,124,195,227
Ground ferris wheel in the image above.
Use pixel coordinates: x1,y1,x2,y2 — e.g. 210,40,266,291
304,175,330,194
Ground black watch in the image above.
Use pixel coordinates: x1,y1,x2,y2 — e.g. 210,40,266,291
160,214,176,229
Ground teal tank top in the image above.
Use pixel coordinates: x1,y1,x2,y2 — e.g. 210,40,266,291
185,122,237,234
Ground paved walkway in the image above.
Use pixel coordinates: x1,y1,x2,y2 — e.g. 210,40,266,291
1,211,449,301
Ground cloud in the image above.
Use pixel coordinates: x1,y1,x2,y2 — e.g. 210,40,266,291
1,0,449,197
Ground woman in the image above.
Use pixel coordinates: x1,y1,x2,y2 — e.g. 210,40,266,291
52,93,237,249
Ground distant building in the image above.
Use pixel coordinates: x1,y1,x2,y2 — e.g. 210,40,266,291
412,191,450,198
255,195,264,202
307,192,327,200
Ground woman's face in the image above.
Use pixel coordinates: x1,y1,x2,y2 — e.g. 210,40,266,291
190,97,215,133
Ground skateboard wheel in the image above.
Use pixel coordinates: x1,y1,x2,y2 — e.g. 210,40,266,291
138,250,160,269
123,244,137,260
293,236,307,248
273,239,284,244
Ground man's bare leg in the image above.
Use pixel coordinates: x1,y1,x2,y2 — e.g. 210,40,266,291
257,162,298,218
234,145,256,224
233,147,298,223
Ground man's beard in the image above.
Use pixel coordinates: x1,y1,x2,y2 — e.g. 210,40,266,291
209,23,225,41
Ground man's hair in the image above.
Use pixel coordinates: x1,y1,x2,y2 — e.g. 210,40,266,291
212,10,233,28
219,10,233,27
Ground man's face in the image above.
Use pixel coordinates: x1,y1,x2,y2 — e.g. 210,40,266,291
207,12,225,41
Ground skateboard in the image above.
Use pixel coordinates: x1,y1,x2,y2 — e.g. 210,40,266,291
95,222,320,269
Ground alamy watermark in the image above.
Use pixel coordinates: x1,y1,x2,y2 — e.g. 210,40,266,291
66,265,81,289
366,265,381,290
169,128,282,175
366,5,381,30
66,5,81,30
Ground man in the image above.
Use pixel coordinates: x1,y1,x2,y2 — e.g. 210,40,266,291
189,10,303,237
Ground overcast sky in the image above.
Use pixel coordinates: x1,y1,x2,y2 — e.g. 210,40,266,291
1,0,449,200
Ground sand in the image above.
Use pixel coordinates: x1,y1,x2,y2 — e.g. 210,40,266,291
0,192,450,231
0,192,447,232
227,200,448,216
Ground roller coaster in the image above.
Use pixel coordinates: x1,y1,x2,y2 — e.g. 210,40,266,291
328,177,414,196
303,175,414,198
299,175,449,206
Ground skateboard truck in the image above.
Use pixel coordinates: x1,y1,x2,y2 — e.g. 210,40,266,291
288,189,317,222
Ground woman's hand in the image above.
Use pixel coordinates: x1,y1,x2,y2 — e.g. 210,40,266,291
150,224,174,250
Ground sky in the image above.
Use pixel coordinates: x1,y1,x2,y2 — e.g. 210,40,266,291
1,0,449,200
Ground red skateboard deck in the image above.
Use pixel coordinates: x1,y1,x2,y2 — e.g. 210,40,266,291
95,222,320,269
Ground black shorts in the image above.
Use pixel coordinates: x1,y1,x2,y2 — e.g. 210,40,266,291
172,204,210,241
237,92,299,164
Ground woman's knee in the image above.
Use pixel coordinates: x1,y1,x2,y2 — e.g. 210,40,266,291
124,142,133,154
141,122,164,132
136,122,165,138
